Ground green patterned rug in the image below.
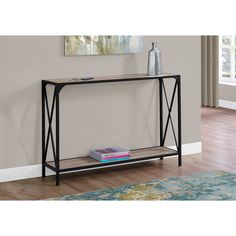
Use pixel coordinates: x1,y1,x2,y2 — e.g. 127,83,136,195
54,170,236,200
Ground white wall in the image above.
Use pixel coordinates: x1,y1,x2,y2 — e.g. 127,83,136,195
0,36,201,169
219,83,236,103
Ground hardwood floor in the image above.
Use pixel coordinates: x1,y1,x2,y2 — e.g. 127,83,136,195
1,106,236,200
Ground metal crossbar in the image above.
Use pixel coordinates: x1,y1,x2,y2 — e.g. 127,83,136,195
162,80,178,149
44,87,57,164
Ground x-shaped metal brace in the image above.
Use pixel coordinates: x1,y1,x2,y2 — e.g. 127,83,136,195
159,77,181,153
42,82,64,184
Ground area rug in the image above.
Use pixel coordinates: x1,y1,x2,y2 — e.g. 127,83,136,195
54,170,236,200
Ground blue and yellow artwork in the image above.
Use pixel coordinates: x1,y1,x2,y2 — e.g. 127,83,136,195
65,35,143,55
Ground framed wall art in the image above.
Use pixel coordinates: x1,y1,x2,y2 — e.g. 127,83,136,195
65,35,143,56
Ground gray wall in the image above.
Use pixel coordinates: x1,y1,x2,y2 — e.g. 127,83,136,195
219,84,236,102
0,36,201,169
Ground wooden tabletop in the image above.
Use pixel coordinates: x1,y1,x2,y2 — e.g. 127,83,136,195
42,73,180,85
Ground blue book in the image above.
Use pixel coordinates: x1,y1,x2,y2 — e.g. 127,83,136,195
100,156,130,163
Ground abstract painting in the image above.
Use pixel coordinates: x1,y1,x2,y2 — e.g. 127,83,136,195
64,36,143,56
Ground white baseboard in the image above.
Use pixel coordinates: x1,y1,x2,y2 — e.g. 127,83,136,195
219,99,236,110
0,142,202,183
169,142,202,156
0,165,55,183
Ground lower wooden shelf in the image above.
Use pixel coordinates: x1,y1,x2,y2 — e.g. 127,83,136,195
46,146,178,172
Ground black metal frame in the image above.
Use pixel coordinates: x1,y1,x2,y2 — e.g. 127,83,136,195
42,74,181,186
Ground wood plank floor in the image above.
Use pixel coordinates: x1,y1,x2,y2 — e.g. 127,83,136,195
1,106,236,200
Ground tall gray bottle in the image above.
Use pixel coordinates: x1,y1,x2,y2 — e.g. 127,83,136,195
147,42,162,76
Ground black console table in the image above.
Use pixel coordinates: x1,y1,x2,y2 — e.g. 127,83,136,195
42,73,181,186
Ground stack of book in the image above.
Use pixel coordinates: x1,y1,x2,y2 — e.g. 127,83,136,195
89,147,131,163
